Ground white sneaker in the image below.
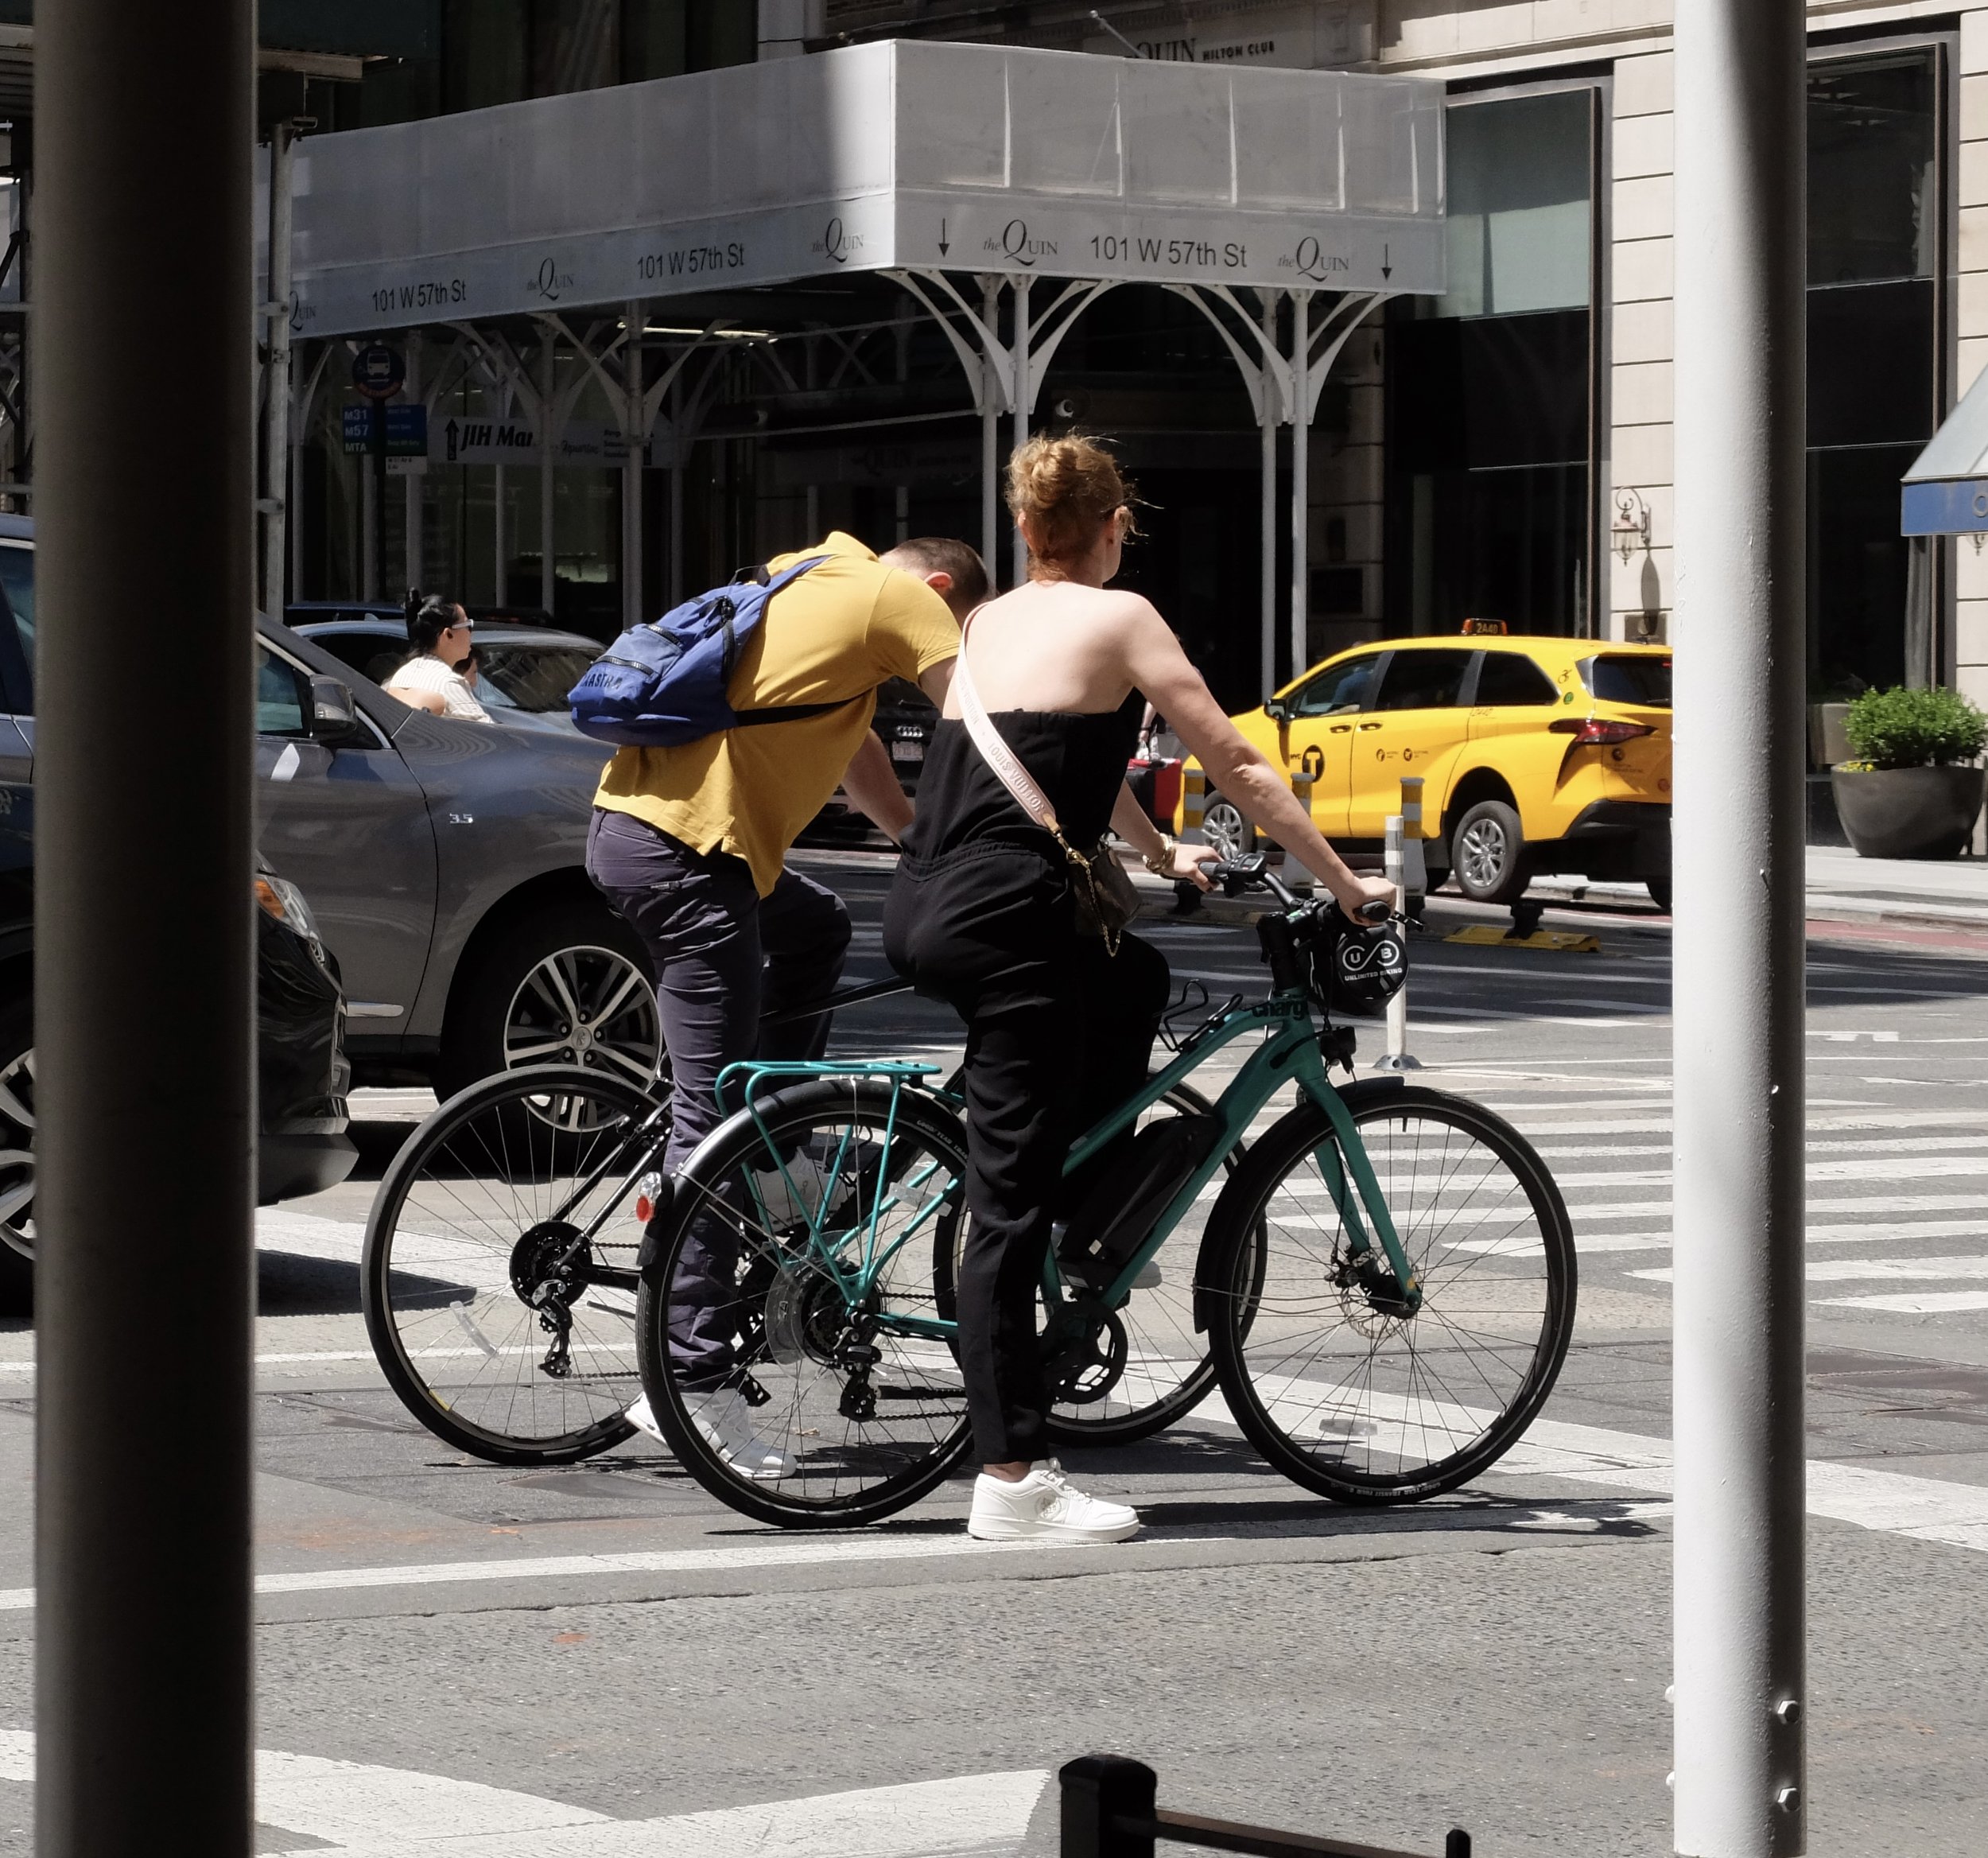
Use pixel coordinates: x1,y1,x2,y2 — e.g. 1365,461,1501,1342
751,1151,827,1227
966,1460,1140,1543
683,1385,794,1480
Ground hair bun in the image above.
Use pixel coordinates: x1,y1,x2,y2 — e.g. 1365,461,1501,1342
1004,434,1137,574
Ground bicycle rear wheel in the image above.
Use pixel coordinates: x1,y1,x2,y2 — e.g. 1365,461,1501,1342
1204,1085,1575,1504
362,1064,663,1465
635,1078,975,1528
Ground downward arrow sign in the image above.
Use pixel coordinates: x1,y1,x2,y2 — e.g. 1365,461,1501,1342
938,217,950,257
1380,242,1392,281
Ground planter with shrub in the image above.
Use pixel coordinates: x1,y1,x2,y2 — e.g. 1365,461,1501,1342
1830,686,1988,859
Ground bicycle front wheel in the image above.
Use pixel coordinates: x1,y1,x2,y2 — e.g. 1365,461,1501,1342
362,1064,664,1465
1205,1085,1575,1504
635,1079,975,1529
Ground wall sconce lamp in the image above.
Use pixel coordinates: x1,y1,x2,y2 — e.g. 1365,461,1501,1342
1612,487,1651,565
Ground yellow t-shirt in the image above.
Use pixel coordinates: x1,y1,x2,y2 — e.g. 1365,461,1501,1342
592,532,959,893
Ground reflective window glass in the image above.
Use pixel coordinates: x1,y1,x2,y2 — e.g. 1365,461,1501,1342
1809,52,1937,286
1373,651,1474,713
1475,652,1559,707
1435,91,1592,319
1294,654,1381,717
255,645,309,737
0,545,31,667
1579,655,1672,708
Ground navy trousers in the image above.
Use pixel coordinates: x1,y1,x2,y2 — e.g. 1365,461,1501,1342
585,807,850,1384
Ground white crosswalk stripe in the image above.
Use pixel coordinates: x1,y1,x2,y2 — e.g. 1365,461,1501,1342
1463,1108,1988,1318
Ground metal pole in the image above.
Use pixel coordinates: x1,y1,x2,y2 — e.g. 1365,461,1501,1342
1260,290,1279,702
360,439,378,600
262,122,295,618
982,275,1001,581
668,373,684,605
402,334,422,595
1288,290,1310,688
1374,814,1419,1073
623,300,643,628
493,461,506,604
1010,274,1031,588
540,326,557,616
38,5,257,1855
1672,0,1807,1852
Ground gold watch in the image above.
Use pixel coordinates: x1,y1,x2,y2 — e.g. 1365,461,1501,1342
1141,834,1178,877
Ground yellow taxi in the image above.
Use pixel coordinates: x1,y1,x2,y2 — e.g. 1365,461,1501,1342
1183,625,1673,909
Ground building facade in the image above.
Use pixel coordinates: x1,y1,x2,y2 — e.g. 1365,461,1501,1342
820,1,1977,836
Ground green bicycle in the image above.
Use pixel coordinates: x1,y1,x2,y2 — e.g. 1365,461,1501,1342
631,861,1578,1529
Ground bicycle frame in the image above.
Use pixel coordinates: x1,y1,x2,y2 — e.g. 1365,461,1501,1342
709,978,1421,1348
1048,985,1419,1321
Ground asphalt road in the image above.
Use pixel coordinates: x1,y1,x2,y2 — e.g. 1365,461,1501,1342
4,850,1988,1856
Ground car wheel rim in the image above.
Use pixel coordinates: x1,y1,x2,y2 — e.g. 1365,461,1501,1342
504,945,658,1110
1203,801,1248,861
1458,819,1509,892
0,1045,34,1261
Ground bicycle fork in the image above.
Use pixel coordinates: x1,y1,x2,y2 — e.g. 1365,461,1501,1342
1293,1053,1423,1316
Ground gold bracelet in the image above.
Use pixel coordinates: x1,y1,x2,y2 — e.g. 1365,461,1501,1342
1141,833,1178,877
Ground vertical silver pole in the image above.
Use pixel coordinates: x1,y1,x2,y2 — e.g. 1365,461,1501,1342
402,334,422,595
1288,290,1310,687
1672,2,1807,1853
982,276,1002,582
493,461,507,605
1260,290,1279,701
1375,815,1419,1073
540,327,557,616
262,122,294,618
1010,274,1031,588
38,4,257,1854
623,301,644,628
668,374,685,606
360,447,377,598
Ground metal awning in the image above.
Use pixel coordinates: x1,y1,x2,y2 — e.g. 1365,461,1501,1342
277,38,1445,336
1901,365,1988,533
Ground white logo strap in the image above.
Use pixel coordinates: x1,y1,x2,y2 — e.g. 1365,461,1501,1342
951,606,1065,838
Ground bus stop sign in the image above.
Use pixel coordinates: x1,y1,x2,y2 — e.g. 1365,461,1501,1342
351,343,405,400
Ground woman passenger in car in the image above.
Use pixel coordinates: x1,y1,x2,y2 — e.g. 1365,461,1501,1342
382,593,494,723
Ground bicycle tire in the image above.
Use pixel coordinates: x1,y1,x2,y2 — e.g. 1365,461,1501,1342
930,1081,1241,1448
635,1078,976,1529
1204,1084,1575,1504
362,1063,664,1466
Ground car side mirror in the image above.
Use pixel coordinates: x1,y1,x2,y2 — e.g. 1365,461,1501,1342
1263,695,1291,723
309,676,365,747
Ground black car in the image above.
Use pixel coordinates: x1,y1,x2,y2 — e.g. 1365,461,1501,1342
804,676,938,839
0,855,353,1313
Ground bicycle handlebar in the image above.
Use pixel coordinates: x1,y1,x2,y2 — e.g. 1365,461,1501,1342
1202,855,1392,923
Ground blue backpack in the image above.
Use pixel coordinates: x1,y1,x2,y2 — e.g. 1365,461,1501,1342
568,556,852,747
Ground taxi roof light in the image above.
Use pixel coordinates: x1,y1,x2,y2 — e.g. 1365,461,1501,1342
1460,618,1508,636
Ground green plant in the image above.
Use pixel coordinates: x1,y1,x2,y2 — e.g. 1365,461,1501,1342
1839,686,1988,770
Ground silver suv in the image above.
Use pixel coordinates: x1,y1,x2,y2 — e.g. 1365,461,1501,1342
0,520,653,1101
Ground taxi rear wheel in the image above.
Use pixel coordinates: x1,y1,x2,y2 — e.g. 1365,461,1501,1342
1452,799,1529,905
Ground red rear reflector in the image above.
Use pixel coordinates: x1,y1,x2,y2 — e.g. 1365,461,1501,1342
1550,718,1656,744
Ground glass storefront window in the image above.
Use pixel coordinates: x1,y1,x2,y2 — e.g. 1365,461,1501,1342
1388,87,1597,639
1809,52,1939,286
1434,90,1593,320
1804,45,1942,705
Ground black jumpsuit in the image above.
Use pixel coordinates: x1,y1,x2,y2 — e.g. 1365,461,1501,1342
883,698,1169,1463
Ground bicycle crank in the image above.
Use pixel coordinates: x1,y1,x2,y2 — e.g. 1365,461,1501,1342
1048,1308,1129,1406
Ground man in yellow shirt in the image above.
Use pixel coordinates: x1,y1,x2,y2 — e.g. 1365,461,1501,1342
587,531,968,1471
